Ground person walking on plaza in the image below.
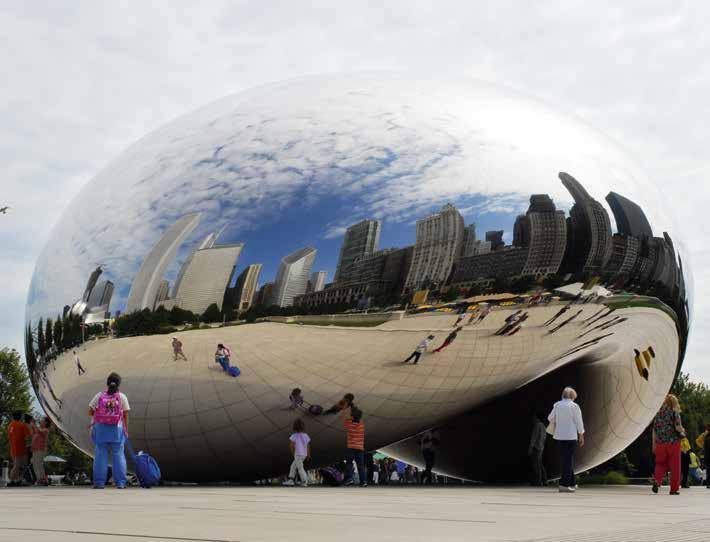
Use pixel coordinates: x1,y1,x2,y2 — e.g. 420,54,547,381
283,418,311,487
418,429,440,485
433,327,461,353
403,335,435,364
89,372,130,489
695,422,710,489
73,350,86,375
529,412,547,486
7,411,31,487
31,417,51,485
342,406,367,486
681,437,692,488
548,387,585,493
651,394,685,495
172,337,187,361
469,303,491,325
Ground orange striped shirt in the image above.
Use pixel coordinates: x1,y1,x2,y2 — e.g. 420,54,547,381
344,419,365,450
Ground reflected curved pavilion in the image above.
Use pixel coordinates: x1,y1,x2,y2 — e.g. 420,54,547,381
25,75,690,482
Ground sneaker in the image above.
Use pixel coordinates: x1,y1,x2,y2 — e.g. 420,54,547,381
670,490,680,495
652,481,659,494
558,486,575,493
298,481,308,487
93,485,105,489
360,483,368,487
344,480,355,486
282,479,295,486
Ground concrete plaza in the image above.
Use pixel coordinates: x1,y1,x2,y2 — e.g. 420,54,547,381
2,485,710,541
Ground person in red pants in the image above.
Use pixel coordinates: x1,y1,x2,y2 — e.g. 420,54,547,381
652,394,686,495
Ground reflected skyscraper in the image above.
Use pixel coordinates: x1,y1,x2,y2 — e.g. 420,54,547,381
86,280,114,310
461,224,477,258
485,230,504,251
233,264,262,311
606,192,653,239
173,244,243,315
172,231,219,299
405,204,464,290
560,172,612,274
307,271,328,293
516,195,567,277
81,266,103,302
334,220,381,283
153,279,170,309
126,213,201,313
271,247,317,307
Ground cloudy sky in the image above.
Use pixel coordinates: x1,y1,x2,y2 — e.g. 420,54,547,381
2,1,708,379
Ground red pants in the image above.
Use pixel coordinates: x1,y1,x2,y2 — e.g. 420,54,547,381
654,441,681,492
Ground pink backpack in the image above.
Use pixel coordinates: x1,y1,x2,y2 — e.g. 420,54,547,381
93,390,123,425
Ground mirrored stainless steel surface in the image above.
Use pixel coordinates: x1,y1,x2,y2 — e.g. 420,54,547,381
25,75,690,482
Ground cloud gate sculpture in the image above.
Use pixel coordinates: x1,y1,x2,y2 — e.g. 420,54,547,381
26,75,690,483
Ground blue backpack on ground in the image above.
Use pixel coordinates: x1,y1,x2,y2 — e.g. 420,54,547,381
125,438,161,488
228,366,240,377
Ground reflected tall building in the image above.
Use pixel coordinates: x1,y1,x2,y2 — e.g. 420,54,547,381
256,282,274,306
559,172,612,274
87,280,114,310
405,204,464,290
172,231,219,299
606,192,653,239
126,213,201,313
307,271,328,293
233,264,262,312
154,279,170,309
515,195,567,277
271,247,317,307
82,266,103,302
461,224,477,258
485,230,504,251
334,220,381,283
173,244,243,315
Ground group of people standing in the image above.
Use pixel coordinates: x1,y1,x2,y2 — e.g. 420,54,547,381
284,393,367,487
6,412,51,486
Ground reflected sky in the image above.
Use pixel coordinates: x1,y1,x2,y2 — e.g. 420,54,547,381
26,75,674,322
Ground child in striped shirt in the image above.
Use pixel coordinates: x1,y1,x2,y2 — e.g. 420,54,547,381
342,406,366,487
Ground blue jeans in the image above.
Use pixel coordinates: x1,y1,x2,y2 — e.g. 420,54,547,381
93,432,127,488
345,449,366,486
216,356,229,372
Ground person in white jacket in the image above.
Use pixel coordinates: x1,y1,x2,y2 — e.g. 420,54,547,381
548,387,585,493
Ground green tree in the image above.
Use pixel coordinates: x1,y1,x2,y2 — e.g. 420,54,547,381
45,318,53,353
200,303,223,323
53,315,63,350
62,316,72,349
0,348,33,460
37,318,45,358
441,288,460,302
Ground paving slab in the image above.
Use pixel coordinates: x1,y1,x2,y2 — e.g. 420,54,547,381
2,485,709,541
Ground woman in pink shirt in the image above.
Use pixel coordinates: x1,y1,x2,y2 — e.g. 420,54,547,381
31,417,52,485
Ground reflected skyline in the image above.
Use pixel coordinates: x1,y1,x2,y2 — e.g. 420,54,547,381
23,75,691,483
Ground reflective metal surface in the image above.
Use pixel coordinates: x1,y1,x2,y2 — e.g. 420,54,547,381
25,75,690,482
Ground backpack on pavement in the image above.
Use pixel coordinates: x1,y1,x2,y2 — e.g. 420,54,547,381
125,438,161,488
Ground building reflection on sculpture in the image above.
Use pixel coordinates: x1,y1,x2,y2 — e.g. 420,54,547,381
23,77,690,484
34,171,685,336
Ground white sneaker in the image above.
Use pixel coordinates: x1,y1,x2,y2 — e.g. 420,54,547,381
558,486,575,493
282,479,295,486
299,481,308,487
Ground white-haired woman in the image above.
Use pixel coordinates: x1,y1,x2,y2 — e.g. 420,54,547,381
548,387,585,493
